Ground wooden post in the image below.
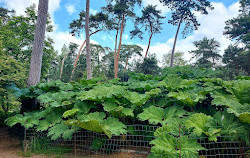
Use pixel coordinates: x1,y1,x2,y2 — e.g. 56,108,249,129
74,133,76,158
24,127,27,153
179,123,181,158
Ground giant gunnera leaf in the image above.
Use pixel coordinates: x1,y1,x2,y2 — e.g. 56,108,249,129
38,91,75,107
150,131,205,158
77,85,126,101
239,112,250,124
123,91,151,106
184,113,221,141
168,90,206,107
211,90,250,124
102,101,134,117
48,122,79,140
213,111,249,143
5,112,42,129
65,112,127,138
138,106,187,125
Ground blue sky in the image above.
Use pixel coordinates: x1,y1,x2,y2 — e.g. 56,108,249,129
0,0,240,63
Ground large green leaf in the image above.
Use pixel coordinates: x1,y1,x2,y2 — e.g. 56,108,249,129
138,106,187,125
36,120,51,132
211,90,250,123
37,80,73,92
5,114,29,128
159,77,196,90
127,81,157,91
38,91,75,107
62,109,80,118
103,101,134,117
44,108,64,125
239,112,250,124
231,80,250,104
123,91,151,106
150,132,205,158
77,85,126,101
168,90,206,107
184,113,220,141
213,111,248,143
65,112,127,138
73,101,95,115
184,113,212,137
102,117,127,137
138,106,165,125
48,122,79,140
5,113,40,129
145,88,162,96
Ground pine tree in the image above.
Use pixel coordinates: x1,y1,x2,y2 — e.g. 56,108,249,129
27,0,49,87
160,0,213,67
190,37,221,68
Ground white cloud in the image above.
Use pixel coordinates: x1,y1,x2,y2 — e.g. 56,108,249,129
1,0,61,31
0,0,99,54
1,0,37,15
47,31,82,52
65,4,76,15
0,0,61,15
139,2,240,64
138,42,171,62
175,2,240,61
124,34,129,41
47,31,98,54
90,8,98,15
48,0,61,14
142,0,170,15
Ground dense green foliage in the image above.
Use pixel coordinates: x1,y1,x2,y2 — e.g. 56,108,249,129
162,51,187,67
6,70,249,157
0,5,56,116
223,0,250,74
190,37,221,68
0,5,56,80
1,1,249,157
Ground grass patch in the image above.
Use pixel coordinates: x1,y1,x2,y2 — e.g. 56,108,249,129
25,136,71,157
16,151,32,157
32,146,70,157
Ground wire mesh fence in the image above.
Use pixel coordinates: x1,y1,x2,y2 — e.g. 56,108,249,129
24,125,249,158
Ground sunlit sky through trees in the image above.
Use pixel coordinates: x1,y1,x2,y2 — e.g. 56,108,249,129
0,0,240,61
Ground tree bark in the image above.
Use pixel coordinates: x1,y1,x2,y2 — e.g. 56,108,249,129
5,88,9,115
114,27,119,78
60,51,69,79
124,57,129,70
170,17,183,67
145,17,153,58
27,0,48,87
71,30,100,79
145,33,153,59
114,14,125,78
85,0,92,79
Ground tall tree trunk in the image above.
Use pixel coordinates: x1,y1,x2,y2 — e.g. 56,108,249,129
71,30,101,79
145,34,153,59
114,27,119,79
170,17,183,67
124,57,129,70
85,0,92,79
27,0,48,87
60,52,69,79
145,17,153,58
114,14,125,78
5,88,9,115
